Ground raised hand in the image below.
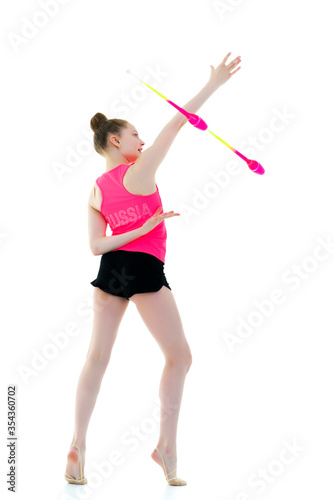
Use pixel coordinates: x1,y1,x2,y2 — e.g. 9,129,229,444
209,52,242,87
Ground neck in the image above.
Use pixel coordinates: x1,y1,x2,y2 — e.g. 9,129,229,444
105,153,131,173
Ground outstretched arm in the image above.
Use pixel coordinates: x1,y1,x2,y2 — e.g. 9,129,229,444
134,52,241,181
171,52,242,128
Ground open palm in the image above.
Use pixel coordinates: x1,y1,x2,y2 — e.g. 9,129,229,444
209,52,242,87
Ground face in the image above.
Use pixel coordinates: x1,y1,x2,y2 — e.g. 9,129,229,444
118,123,145,162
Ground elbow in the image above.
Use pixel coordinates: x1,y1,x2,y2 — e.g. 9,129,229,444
90,241,100,256
171,114,186,130
93,246,101,256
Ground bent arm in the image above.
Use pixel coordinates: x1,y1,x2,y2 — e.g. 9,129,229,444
88,203,145,255
94,227,146,255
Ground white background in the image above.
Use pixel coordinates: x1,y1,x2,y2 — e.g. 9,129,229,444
1,0,333,499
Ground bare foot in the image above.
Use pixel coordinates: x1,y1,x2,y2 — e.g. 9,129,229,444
151,446,178,480
65,445,86,480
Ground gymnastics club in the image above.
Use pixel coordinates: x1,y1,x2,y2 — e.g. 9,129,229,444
126,69,264,175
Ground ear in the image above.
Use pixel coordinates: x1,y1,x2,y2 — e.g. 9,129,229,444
108,135,120,148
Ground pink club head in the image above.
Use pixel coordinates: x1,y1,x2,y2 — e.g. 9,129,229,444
246,160,265,175
187,112,208,130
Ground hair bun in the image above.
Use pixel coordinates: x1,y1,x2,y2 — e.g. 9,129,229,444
90,112,108,133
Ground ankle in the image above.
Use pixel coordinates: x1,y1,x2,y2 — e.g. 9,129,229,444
71,441,86,451
156,443,177,456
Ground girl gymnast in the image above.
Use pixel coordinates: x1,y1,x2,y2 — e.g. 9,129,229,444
64,51,241,486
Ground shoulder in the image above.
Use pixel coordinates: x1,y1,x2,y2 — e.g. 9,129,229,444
129,160,156,186
88,181,103,212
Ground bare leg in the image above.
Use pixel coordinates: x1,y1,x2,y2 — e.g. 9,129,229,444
156,363,190,451
129,285,192,480
65,288,129,479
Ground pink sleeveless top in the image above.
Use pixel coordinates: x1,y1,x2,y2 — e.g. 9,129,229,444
95,162,167,264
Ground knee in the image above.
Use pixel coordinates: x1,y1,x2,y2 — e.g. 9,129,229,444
186,352,192,372
86,350,111,369
181,346,192,372
167,349,192,372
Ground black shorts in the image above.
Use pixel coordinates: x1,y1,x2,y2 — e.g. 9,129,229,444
90,250,172,300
